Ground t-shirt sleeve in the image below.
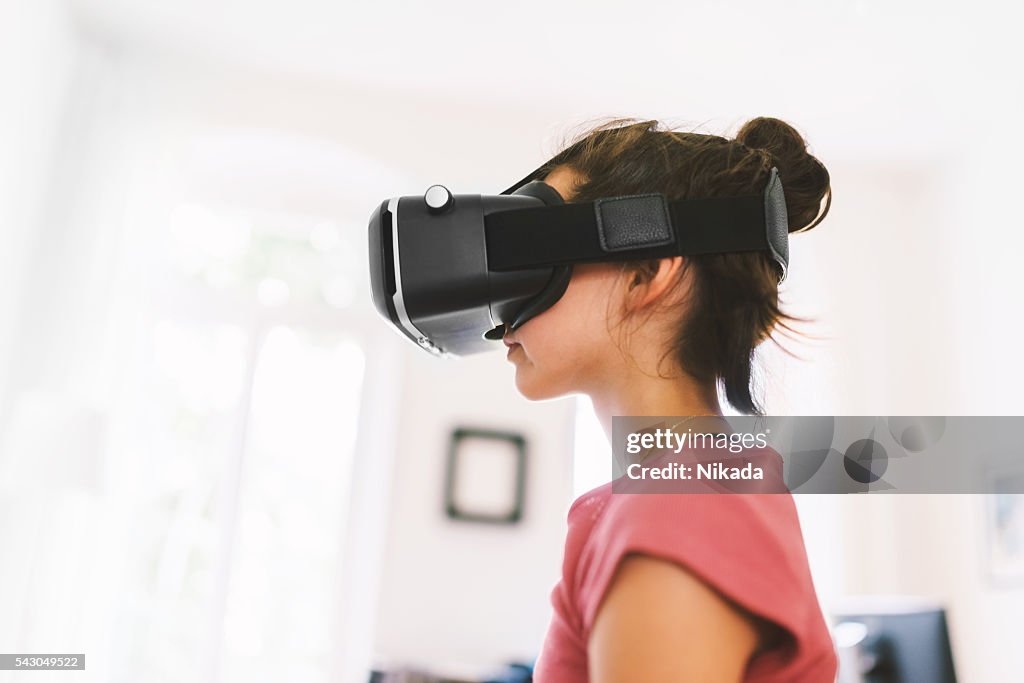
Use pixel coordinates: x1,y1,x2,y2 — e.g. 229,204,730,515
574,489,828,670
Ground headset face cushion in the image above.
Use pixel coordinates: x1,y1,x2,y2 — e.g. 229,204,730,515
511,180,564,206
500,181,572,332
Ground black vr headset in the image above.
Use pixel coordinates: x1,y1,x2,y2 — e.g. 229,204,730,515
368,163,790,357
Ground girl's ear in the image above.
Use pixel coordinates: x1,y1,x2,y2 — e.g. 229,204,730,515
626,256,685,310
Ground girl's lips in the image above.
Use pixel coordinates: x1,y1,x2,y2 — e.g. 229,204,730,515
504,336,522,359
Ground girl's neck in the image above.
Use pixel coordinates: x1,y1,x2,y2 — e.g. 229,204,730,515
588,374,722,444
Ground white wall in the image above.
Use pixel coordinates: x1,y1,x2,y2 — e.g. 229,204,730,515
0,0,77,416
371,344,575,676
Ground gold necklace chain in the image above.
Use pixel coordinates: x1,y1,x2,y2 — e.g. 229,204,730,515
665,415,703,433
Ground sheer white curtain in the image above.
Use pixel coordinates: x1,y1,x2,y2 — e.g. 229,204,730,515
0,38,403,683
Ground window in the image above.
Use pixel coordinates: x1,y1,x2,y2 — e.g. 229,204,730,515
105,182,368,682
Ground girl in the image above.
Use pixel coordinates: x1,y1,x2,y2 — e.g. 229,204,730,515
502,118,837,682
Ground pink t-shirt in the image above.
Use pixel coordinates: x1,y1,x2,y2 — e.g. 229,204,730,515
533,448,838,682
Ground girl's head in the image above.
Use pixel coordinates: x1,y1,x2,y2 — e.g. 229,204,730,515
503,117,831,415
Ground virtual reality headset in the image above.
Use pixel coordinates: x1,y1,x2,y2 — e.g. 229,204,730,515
368,164,790,357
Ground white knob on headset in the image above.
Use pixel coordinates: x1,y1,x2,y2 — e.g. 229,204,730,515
424,184,454,213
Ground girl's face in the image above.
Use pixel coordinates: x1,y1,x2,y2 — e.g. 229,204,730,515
503,166,632,400
504,261,627,400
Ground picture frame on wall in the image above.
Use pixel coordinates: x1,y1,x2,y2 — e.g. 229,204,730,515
444,427,527,525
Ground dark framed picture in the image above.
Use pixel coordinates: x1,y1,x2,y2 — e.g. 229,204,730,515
444,427,527,525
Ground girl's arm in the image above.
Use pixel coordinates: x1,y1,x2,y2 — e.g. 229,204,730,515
588,553,763,682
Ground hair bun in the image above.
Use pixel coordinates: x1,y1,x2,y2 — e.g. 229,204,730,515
736,117,831,233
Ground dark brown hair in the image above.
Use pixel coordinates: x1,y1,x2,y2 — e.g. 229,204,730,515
535,117,832,415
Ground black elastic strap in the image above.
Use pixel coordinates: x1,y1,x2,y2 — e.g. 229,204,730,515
485,194,767,272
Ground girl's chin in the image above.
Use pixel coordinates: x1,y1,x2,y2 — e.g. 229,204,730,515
513,370,568,402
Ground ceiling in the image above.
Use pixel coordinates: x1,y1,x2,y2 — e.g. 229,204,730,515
66,0,1022,160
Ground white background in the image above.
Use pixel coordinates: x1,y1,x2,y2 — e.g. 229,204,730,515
1,1,1022,681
